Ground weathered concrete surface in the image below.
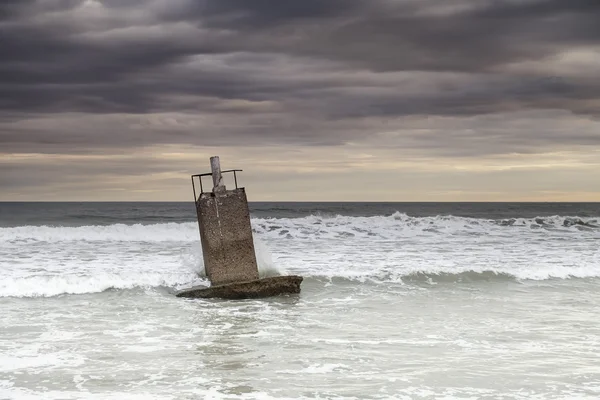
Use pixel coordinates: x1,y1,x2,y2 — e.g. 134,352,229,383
176,276,303,299
197,188,259,286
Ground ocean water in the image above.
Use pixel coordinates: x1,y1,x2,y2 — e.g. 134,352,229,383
1,202,600,399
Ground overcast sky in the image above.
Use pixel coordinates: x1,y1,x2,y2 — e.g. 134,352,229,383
1,0,599,201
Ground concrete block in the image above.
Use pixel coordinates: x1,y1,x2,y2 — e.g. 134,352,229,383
197,188,259,285
186,156,303,300
176,276,303,300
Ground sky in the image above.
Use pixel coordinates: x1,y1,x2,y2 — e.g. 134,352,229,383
1,0,599,201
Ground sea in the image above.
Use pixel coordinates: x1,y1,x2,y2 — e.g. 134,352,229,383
1,202,599,400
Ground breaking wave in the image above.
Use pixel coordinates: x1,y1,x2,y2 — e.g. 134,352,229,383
1,213,598,243
0,222,200,243
0,272,204,298
313,270,520,285
1,213,599,297
252,212,600,240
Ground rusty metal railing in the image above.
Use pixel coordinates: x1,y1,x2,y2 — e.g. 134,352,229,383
191,169,243,203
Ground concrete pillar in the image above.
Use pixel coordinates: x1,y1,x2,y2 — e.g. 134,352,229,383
197,188,259,285
177,157,303,299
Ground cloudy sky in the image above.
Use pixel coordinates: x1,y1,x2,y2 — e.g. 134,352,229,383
1,0,599,201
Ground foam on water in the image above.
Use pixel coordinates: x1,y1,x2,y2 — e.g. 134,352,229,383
0,222,200,242
2,213,596,243
252,212,600,240
1,213,599,297
0,271,202,298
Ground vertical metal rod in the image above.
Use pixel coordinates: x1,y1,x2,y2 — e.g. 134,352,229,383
233,171,238,189
191,176,197,202
199,176,204,194
192,176,201,236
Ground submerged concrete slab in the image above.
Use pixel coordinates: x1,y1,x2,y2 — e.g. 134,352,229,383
176,276,303,300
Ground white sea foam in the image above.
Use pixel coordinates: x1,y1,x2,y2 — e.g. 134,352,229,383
279,363,348,374
0,222,283,297
1,214,599,297
0,271,203,298
0,213,597,243
0,222,200,243
251,212,600,240
0,348,85,372
251,213,600,283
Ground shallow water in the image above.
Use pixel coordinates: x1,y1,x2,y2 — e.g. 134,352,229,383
1,202,599,399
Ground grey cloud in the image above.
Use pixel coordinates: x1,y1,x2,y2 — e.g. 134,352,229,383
154,0,364,28
0,0,599,159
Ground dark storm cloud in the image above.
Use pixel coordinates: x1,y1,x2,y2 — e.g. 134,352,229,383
151,0,600,71
281,0,600,72
177,0,364,27
0,0,599,155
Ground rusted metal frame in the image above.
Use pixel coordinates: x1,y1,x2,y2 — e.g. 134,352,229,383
191,169,243,196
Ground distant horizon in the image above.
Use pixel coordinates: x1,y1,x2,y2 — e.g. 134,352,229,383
2,200,599,204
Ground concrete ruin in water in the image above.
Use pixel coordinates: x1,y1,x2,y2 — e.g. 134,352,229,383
176,157,303,299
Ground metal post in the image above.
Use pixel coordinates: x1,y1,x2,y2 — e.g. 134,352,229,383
191,176,197,202
210,156,226,193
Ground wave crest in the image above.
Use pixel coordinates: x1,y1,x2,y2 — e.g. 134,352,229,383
252,212,600,240
2,213,598,297
1,213,598,243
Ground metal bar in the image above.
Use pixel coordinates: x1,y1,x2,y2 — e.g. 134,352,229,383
193,177,201,227
191,176,197,203
191,169,244,194
191,170,242,178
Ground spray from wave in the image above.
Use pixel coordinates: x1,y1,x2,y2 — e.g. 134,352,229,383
0,223,283,297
